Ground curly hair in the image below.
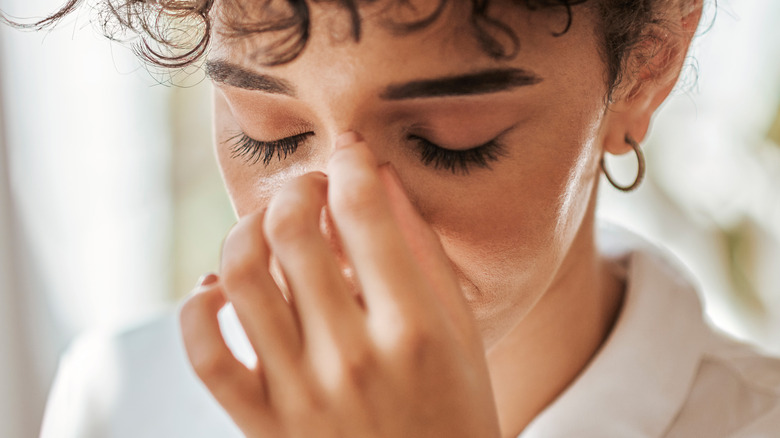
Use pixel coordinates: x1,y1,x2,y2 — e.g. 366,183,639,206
1,0,687,96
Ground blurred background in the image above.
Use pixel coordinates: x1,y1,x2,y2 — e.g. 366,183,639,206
0,0,779,436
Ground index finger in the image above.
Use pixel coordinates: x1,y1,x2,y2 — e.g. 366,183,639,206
325,133,443,323
377,163,480,348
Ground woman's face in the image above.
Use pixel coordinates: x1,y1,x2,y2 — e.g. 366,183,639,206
209,2,614,344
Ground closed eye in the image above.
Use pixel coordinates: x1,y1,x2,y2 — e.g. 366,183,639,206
227,131,314,166
409,135,508,175
225,129,508,174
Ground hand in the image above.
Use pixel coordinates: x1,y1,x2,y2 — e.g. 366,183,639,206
179,133,501,437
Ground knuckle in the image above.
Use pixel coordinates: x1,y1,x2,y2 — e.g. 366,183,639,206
224,211,264,251
179,289,219,324
221,214,267,273
338,348,376,391
191,353,234,382
395,323,437,364
220,253,261,292
178,294,202,325
263,196,314,245
284,385,327,420
263,173,327,246
329,169,383,219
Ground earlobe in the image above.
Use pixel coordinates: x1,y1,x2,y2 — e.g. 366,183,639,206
601,99,645,157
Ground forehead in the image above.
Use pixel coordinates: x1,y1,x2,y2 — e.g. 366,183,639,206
207,1,601,94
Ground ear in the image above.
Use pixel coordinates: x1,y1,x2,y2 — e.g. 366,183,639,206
602,0,703,155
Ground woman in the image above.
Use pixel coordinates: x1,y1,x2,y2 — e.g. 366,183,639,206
8,0,780,436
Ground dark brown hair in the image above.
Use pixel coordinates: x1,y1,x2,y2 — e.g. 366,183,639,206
1,0,687,96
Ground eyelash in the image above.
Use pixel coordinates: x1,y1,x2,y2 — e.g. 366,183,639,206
409,135,507,175
228,131,314,166
227,131,507,174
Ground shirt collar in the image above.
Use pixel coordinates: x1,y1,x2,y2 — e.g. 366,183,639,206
520,223,712,437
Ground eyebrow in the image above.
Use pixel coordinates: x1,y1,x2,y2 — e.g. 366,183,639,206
205,60,542,100
380,68,543,100
206,60,296,96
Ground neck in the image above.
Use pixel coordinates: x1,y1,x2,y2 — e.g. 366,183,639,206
486,215,626,438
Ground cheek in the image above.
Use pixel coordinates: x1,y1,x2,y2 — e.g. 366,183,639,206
219,159,314,217
412,111,603,299
418,164,565,282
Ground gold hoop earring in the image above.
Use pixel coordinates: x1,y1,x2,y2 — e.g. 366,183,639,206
600,135,646,192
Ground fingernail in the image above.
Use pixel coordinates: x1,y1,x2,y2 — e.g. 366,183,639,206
335,131,363,149
197,273,218,287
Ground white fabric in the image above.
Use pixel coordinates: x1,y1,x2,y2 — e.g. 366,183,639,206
521,223,780,437
39,223,780,437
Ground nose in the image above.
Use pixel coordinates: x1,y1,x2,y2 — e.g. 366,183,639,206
298,71,391,170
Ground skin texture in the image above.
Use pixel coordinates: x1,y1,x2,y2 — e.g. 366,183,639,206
180,1,702,436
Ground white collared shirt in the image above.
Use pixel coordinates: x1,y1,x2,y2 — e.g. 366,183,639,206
522,223,780,437
40,224,780,437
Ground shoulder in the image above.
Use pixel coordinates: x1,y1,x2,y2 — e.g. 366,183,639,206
40,311,243,438
666,330,780,437
524,222,780,437
609,224,780,437
605,224,780,436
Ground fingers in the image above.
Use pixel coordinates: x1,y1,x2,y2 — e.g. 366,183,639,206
377,164,478,345
221,210,302,378
179,278,274,432
263,172,365,349
326,134,439,322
